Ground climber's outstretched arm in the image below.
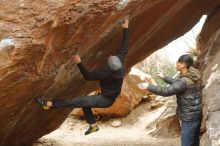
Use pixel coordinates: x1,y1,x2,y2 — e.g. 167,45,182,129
116,19,129,63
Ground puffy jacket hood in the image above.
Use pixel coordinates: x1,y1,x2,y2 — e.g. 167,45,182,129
180,67,201,82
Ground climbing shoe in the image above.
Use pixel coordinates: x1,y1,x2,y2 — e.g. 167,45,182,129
35,98,50,110
85,125,99,135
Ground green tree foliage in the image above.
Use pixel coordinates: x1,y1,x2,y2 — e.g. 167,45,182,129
135,49,177,87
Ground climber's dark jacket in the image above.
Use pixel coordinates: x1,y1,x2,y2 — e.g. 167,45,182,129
148,67,202,121
77,28,129,101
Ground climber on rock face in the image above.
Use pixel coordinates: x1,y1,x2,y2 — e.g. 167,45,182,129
35,18,129,135
138,54,202,146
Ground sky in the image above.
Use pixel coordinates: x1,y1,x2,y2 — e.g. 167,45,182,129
162,15,207,63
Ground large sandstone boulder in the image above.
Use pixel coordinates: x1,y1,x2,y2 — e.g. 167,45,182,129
197,7,220,146
0,0,219,145
146,97,180,138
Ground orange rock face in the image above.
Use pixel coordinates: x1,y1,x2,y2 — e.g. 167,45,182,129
0,0,219,145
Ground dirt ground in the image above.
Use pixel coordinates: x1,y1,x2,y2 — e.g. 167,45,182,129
34,98,180,146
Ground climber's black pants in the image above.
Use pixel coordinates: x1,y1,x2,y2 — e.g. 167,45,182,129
52,95,114,124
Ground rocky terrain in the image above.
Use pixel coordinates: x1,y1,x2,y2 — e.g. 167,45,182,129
0,0,220,145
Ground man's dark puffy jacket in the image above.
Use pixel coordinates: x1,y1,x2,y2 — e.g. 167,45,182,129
77,28,129,101
148,67,202,121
